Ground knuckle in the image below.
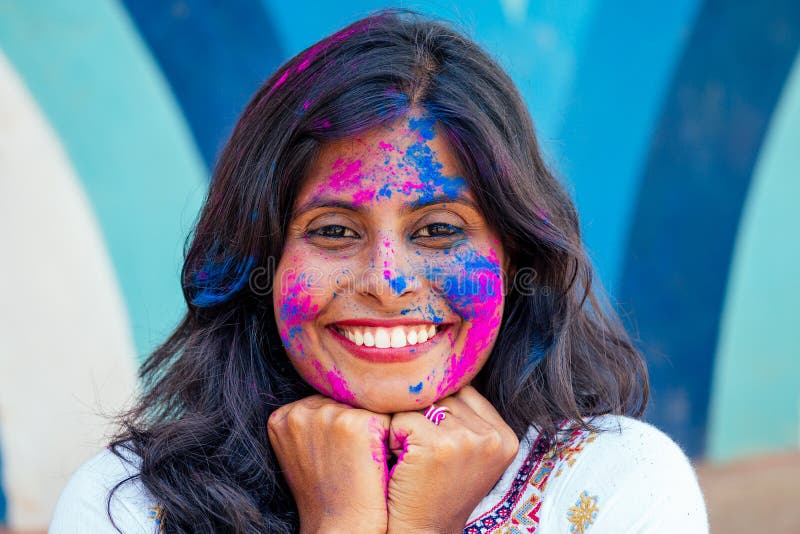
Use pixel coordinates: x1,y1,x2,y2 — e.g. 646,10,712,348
485,429,504,451
499,430,519,460
268,406,289,430
432,436,459,459
331,408,360,432
316,402,341,421
285,407,307,434
505,438,520,461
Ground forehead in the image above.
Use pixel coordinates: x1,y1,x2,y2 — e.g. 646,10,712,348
297,115,473,210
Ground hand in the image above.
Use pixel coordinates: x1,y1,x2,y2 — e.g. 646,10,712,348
267,395,391,534
386,386,520,534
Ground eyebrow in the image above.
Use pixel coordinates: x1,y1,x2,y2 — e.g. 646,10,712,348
293,193,478,217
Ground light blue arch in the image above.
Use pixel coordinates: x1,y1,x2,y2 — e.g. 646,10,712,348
262,0,701,294
558,0,701,291
707,51,800,462
0,1,207,358
262,0,599,148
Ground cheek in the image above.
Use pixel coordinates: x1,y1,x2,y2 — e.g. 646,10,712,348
431,247,505,325
431,248,505,395
274,257,359,404
274,269,320,358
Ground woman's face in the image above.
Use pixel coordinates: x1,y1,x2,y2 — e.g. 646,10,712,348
273,112,509,413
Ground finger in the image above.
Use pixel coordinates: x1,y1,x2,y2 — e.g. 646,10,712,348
389,411,442,454
451,385,511,431
269,394,349,426
434,396,494,434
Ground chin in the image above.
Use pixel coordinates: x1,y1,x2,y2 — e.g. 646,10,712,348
347,386,445,414
357,397,424,414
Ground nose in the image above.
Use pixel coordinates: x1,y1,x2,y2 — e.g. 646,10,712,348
357,236,422,306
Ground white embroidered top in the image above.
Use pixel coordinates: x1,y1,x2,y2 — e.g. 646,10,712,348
49,414,709,533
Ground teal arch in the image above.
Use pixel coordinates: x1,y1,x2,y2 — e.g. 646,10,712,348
707,51,800,462
0,1,207,358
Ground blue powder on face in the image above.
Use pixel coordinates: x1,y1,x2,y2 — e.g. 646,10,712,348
409,381,424,393
389,275,407,294
408,116,436,140
287,325,303,340
403,119,467,204
377,182,393,199
426,302,444,324
427,251,502,320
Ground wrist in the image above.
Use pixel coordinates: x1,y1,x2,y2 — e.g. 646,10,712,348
388,524,459,534
305,523,385,534
389,518,468,534
302,514,386,534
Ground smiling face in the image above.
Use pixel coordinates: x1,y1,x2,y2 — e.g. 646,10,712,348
273,112,509,413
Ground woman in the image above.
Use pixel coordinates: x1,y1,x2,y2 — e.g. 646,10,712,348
51,9,708,533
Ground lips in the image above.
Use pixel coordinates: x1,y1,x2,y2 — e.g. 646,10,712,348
332,324,439,348
327,320,451,363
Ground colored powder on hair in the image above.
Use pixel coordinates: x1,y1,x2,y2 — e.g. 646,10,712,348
192,255,255,307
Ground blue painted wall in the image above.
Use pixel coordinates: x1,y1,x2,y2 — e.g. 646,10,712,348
1,4,798,523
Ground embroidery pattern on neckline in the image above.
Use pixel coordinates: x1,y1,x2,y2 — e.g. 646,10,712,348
462,418,599,534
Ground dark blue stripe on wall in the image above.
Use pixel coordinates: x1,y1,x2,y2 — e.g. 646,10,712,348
121,0,285,169
620,0,800,458
0,434,6,525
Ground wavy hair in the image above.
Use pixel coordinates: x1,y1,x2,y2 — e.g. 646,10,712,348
109,8,648,533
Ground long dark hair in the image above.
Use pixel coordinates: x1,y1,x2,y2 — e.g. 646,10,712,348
109,8,648,533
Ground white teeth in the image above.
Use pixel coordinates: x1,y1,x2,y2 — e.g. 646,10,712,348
374,328,391,348
417,327,428,343
363,331,375,347
406,329,418,345
390,327,407,348
336,324,442,348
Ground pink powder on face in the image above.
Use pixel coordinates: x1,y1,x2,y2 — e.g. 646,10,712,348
434,248,505,397
400,181,424,194
378,141,394,151
279,272,319,359
325,158,363,191
310,360,357,405
352,188,376,205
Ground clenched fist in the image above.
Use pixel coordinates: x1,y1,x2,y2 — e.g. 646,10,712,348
267,395,391,534
386,386,520,534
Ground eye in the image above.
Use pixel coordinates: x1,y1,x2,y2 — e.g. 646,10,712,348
413,223,463,238
307,224,360,239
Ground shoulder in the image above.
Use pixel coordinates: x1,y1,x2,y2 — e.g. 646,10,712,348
50,445,163,533
538,414,709,533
